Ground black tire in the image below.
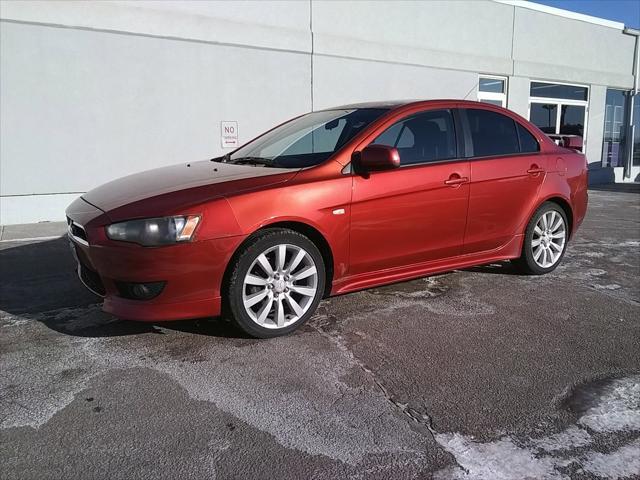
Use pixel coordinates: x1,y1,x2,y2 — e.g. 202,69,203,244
511,201,569,275
225,228,326,338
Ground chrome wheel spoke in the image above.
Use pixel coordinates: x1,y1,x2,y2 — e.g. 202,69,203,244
534,226,543,236
276,245,287,271
256,296,274,324
293,265,316,281
548,212,556,231
257,253,274,276
244,288,268,308
550,231,565,239
288,249,306,273
285,294,304,317
549,241,563,252
532,237,542,247
290,285,315,297
245,274,268,286
275,296,285,327
533,245,544,261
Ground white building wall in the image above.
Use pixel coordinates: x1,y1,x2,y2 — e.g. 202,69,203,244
585,85,609,171
0,1,312,224
506,76,531,118
0,0,636,224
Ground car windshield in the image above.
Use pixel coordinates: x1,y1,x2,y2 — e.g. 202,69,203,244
225,108,389,168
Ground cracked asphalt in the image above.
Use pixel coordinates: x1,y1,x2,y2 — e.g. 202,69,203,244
1,186,639,479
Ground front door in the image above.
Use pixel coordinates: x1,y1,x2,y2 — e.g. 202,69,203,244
349,108,470,275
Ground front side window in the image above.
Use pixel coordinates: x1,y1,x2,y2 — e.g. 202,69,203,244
465,109,520,157
227,108,389,168
371,110,457,165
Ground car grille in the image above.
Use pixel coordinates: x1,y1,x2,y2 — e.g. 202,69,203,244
67,217,89,244
77,255,106,296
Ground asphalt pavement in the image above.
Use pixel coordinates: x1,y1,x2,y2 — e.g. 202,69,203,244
1,187,639,479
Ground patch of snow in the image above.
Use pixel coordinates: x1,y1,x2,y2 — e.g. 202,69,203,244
581,439,640,479
581,252,605,258
435,376,640,479
593,284,622,290
529,426,592,452
586,269,607,276
578,376,640,433
434,433,565,479
619,241,640,247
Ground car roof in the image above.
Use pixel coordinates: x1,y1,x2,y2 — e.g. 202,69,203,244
320,101,414,110
321,99,500,111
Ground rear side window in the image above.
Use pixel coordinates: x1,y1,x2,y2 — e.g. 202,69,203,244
372,109,457,165
516,123,540,153
465,109,520,157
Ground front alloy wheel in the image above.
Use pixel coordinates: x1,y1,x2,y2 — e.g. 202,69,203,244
226,228,325,338
243,244,318,329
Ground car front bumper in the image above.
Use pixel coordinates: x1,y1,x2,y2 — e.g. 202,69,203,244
66,198,245,322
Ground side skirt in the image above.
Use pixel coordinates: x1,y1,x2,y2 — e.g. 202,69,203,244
331,234,524,295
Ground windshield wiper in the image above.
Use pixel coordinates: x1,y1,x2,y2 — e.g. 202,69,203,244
227,156,275,167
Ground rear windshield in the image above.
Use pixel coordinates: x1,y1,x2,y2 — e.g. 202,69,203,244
224,108,389,168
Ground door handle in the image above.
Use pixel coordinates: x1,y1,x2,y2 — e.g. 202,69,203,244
444,175,469,186
527,165,545,175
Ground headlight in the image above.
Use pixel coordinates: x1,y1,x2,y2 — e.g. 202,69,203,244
105,215,200,246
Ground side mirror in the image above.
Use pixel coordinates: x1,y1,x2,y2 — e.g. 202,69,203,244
357,145,400,172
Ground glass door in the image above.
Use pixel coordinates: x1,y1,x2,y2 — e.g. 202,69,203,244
529,101,586,152
528,82,589,153
602,89,629,167
530,103,558,135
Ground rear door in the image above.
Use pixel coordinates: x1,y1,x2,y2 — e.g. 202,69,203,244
461,108,547,254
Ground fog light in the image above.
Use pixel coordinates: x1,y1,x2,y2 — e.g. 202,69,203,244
116,281,165,300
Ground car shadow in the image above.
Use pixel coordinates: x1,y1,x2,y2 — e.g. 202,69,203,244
589,183,640,194
462,261,524,276
1,236,529,339
0,236,246,338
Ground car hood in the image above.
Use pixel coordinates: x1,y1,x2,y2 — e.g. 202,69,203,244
82,160,298,218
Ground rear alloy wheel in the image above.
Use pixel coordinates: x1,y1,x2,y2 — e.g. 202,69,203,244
512,202,568,275
227,229,325,338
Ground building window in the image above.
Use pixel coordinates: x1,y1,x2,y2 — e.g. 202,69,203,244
528,81,589,153
602,89,628,167
530,82,588,101
478,76,507,107
633,101,640,167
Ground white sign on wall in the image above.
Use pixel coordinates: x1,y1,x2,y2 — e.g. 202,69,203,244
221,121,238,148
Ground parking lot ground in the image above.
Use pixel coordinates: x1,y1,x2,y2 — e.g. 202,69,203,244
1,187,639,479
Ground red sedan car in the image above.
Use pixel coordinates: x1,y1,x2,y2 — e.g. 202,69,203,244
66,100,588,338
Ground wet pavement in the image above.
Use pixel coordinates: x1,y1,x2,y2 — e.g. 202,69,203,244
1,188,639,479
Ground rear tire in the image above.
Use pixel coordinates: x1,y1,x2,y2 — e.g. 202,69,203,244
226,228,325,338
511,202,568,275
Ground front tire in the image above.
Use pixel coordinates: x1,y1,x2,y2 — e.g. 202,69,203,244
512,202,568,275
226,228,325,338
